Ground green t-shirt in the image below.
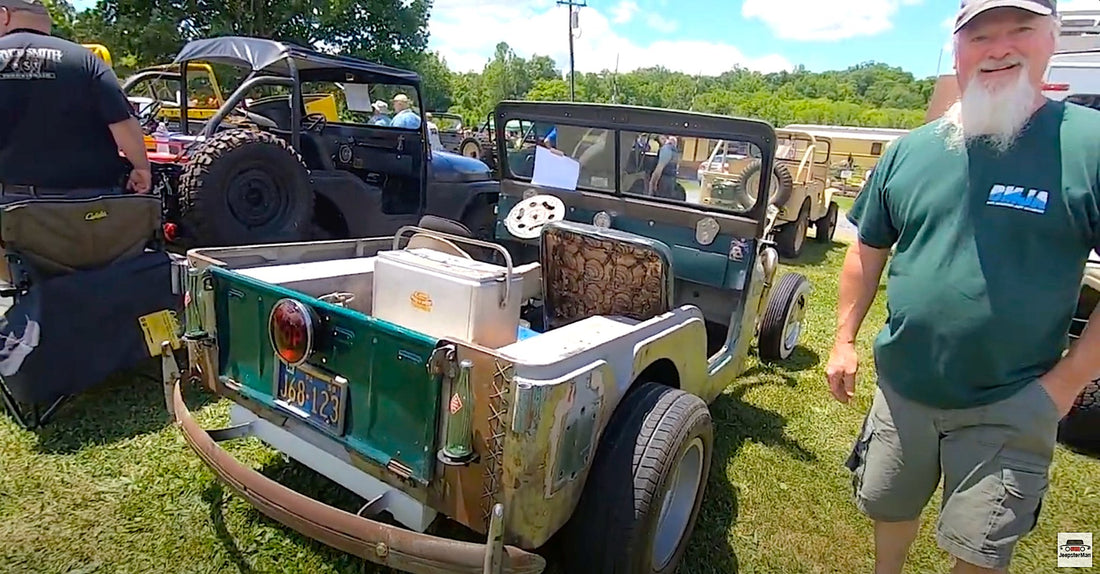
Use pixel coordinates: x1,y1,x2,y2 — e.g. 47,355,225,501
849,99,1100,409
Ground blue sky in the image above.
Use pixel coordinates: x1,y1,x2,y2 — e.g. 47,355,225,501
427,0,964,78
68,0,1098,79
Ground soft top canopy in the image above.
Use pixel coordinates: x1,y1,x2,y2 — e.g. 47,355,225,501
172,36,421,86
493,100,777,152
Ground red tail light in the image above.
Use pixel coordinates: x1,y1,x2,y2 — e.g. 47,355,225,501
269,299,315,366
1042,82,1070,91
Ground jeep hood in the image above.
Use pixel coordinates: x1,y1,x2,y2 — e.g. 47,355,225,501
430,150,492,183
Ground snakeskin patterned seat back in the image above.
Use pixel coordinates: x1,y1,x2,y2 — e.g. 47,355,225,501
540,220,675,330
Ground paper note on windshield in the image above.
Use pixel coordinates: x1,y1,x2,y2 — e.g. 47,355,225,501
531,146,580,191
343,84,373,113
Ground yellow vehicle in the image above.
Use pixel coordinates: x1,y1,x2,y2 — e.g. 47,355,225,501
123,62,338,152
82,43,111,66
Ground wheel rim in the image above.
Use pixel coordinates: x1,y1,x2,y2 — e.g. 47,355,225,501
226,167,287,228
653,437,705,569
794,216,807,251
783,290,807,352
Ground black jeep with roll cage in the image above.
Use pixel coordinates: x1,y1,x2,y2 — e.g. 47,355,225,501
123,36,500,249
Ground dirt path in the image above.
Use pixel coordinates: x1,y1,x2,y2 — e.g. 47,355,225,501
836,210,858,243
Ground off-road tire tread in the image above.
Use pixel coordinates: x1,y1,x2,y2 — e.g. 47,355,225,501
178,129,312,246
775,200,809,258
1074,381,1098,409
560,382,712,574
759,272,809,362
1059,379,1100,452
815,201,839,243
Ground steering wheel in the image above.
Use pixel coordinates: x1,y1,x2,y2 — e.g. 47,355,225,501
304,113,327,133
504,194,566,239
136,100,163,132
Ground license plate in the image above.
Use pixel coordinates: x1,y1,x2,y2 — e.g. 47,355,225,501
274,363,348,435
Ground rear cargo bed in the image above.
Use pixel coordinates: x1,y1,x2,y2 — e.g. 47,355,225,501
201,249,443,485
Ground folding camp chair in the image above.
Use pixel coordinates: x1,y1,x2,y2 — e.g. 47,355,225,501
0,193,184,429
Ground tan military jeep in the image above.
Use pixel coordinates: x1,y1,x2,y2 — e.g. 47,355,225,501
697,129,840,258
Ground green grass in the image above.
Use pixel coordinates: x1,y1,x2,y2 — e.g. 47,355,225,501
833,194,855,213
1,238,1097,574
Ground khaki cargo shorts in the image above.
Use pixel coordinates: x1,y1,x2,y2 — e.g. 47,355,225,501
845,379,1061,570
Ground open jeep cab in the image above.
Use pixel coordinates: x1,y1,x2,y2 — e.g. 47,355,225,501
163,101,811,574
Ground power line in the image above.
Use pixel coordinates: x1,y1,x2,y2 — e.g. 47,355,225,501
556,0,586,101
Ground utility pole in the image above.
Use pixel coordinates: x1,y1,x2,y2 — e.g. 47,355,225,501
557,0,586,101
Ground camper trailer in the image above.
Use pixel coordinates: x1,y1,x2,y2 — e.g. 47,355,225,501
781,124,907,192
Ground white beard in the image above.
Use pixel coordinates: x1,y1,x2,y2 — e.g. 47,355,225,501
940,60,1040,153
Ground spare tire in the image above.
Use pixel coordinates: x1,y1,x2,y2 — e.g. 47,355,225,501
459,136,485,160
733,159,794,208
178,129,313,247
1058,380,1100,455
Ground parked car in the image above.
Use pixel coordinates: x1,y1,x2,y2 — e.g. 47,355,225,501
160,100,813,573
122,36,499,250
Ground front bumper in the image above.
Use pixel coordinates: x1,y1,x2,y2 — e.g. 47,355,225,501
160,344,545,574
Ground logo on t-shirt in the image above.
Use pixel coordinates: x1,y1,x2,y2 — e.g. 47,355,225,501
986,184,1049,214
0,47,62,80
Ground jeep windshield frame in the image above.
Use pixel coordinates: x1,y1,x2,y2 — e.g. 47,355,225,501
168,36,428,156
492,100,778,233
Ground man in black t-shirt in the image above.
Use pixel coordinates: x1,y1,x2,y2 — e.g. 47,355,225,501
0,0,150,198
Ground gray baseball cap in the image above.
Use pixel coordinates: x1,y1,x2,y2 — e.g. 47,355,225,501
0,0,48,13
955,0,1056,33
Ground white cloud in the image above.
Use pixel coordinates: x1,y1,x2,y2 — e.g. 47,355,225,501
427,0,792,75
741,0,924,41
644,13,679,33
611,0,639,24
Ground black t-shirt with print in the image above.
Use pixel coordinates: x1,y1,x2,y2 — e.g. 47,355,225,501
0,29,135,189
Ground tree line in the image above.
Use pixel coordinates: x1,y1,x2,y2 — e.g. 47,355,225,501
42,0,935,130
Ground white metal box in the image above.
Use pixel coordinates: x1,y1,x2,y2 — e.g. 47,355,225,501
372,248,525,348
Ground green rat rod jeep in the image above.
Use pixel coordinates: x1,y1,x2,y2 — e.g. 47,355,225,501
160,101,811,573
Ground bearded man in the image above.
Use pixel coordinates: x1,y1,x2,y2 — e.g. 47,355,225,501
825,1,1100,573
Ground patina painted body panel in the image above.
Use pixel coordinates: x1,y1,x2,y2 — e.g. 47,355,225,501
209,266,443,484
494,307,710,547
